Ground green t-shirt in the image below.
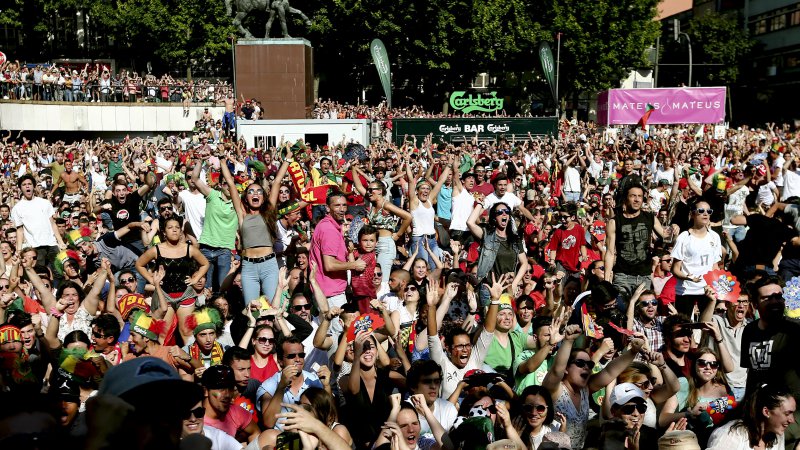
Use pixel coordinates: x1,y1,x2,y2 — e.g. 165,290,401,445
513,348,553,395
485,329,527,378
108,159,124,179
198,189,238,249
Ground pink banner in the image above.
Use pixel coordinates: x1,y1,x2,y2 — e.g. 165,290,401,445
598,87,726,125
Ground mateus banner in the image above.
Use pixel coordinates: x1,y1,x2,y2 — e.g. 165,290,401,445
597,87,726,125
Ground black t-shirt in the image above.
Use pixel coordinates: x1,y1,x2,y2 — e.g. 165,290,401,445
741,318,800,397
110,191,142,242
673,199,692,233
613,210,654,276
733,214,792,271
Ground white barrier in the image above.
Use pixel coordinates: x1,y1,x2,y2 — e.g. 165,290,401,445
0,101,226,132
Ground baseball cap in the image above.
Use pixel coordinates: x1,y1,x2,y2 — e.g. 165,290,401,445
99,357,202,412
658,430,701,450
201,365,235,390
609,382,646,407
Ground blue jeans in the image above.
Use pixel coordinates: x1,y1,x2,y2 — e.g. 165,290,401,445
200,246,232,293
612,273,652,302
241,257,279,303
564,191,581,203
376,236,396,283
730,386,746,403
410,235,440,268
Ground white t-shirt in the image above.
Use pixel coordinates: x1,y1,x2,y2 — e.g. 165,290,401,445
782,169,800,201
648,188,667,212
757,181,777,207
11,196,57,248
201,424,242,450
670,229,722,296
484,192,522,211
707,420,785,450
178,190,206,238
655,167,675,187
563,166,581,192
449,188,475,232
415,397,458,437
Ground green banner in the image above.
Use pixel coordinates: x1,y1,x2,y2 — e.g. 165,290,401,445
538,42,557,103
392,117,558,144
449,91,504,114
370,39,392,108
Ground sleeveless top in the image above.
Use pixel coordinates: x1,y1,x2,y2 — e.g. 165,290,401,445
613,210,655,276
240,214,273,249
368,201,400,231
155,244,196,294
555,383,590,450
411,201,436,236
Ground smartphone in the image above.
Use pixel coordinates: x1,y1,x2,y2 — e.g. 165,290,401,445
276,432,301,450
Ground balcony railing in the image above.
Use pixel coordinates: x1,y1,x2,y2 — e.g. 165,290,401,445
0,80,230,104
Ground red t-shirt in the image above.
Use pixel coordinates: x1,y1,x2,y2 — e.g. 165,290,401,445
350,250,377,299
204,404,254,438
473,183,494,197
342,171,368,206
550,225,586,272
250,354,279,383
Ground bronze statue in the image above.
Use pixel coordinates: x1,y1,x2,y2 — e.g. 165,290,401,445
225,0,312,38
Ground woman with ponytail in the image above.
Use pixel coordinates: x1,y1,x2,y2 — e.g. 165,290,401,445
707,384,796,450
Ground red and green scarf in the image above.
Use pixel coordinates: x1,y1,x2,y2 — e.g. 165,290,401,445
190,341,224,366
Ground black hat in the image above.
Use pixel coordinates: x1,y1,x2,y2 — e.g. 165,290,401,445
201,365,235,390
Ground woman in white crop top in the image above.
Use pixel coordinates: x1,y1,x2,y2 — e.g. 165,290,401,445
406,162,451,266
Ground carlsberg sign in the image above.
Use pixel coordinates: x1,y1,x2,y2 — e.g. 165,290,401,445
449,91,504,114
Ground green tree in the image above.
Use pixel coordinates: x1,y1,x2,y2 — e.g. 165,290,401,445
543,0,661,96
686,12,754,85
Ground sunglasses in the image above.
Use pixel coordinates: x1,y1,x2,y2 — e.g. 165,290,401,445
91,330,106,339
619,403,647,415
697,358,720,369
639,299,658,307
159,206,171,211
594,266,605,271
405,285,417,292
256,337,276,345
292,304,312,311
661,258,673,263
120,277,135,283
285,352,306,360
374,272,383,277
759,293,784,303
247,189,264,195
693,208,713,215
279,189,290,194
569,359,596,370
184,406,206,420
522,403,548,414
633,377,657,390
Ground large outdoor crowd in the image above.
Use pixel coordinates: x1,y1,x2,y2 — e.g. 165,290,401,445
1,119,799,450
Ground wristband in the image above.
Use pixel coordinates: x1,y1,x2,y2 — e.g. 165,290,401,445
50,307,64,318
715,338,723,344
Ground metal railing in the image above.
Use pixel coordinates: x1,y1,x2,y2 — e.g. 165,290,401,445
0,80,231,104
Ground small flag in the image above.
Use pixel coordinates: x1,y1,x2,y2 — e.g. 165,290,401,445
636,104,655,131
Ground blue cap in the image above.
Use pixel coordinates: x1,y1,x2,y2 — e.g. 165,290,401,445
99,357,202,412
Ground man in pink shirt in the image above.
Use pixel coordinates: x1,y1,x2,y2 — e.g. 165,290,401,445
201,365,260,443
310,192,366,320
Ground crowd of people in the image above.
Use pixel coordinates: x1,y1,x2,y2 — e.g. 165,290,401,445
0,120,799,450
312,100,517,121
0,60,230,105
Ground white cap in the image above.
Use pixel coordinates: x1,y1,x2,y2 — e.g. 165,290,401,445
609,382,645,407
